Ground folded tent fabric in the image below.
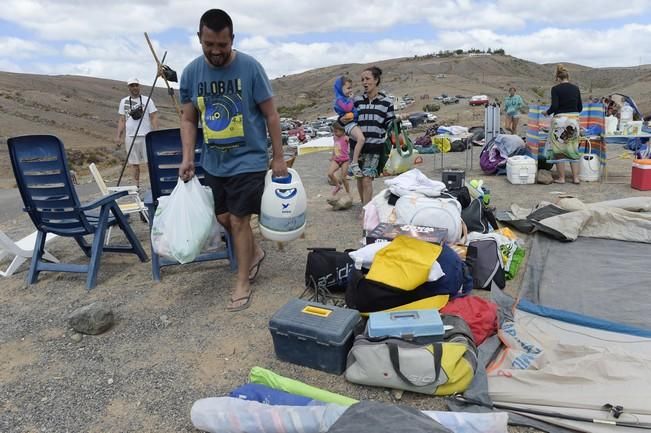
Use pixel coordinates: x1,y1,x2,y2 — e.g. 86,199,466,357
228,383,316,406
248,367,358,406
326,401,454,433
190,396,510,433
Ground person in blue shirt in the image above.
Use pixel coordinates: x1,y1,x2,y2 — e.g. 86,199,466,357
504,86,524,134
178,9,287,312
333,76,365,177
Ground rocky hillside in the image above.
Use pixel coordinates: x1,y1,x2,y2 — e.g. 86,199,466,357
1,54,651,185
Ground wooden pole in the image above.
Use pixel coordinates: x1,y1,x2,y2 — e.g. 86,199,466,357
144,32,182,118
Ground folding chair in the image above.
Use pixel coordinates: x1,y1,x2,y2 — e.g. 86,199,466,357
0,229,59,277
145,128,236,281
89,163,149,243
7,135,148,289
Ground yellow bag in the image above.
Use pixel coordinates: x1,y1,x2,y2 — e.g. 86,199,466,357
359,295,450,317
432,136,451,153
366,236,442,290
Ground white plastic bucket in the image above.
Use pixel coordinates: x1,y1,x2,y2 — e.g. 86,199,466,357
259,168,307,242
579,140,600,182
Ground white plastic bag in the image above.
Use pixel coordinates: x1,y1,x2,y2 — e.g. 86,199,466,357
151,177,217,264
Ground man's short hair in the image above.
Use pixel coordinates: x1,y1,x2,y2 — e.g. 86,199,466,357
199,9,233,36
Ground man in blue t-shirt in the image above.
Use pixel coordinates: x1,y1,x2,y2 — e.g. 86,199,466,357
179,9,287,312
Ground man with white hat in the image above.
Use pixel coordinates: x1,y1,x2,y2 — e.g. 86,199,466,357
116,77,159,188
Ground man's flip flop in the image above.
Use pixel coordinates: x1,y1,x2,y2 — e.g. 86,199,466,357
227,289,254,312
249,249,266,283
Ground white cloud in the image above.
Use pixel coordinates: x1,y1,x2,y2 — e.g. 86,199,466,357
0,37,55,58
2,1,651,83
437,23,651,68
5,0,648,41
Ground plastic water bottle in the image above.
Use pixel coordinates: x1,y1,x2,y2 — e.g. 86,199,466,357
621,103,634,122
620,102,634,132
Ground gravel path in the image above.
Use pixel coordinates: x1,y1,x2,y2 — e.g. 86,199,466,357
0,146,643,432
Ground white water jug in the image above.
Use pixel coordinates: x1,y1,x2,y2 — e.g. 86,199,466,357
619,103,634,131
259,168,307,242
605,115,618,135
579,140,600,182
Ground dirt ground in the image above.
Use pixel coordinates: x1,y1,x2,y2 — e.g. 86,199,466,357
0,144,647,433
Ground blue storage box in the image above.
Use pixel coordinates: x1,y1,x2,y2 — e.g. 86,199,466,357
269,299,361,375
367,309,444,342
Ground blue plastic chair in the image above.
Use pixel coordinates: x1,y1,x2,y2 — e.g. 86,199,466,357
7,135,148,289
145,128,236,281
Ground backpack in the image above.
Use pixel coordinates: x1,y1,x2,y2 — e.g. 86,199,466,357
465,239,505,290
304,248,354,297
394,195,463,244
461,198,498,234
479,138,506,174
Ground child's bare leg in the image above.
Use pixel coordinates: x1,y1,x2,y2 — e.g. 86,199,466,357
327,160,341,193
340,161,351,195
350,126,365,164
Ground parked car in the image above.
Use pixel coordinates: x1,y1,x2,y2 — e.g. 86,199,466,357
287,136,300,148
288,126,306,142
469,95,489,106
425,112,438,122
316,126,332,138
401,119,413,129
442,96,459,105
303,126,317,138
408,112,429,127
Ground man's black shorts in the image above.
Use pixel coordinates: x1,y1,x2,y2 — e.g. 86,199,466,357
204,171,266,217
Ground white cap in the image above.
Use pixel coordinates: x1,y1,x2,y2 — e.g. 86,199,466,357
127,78,139,85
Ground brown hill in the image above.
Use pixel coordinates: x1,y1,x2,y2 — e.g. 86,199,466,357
1,54,651,185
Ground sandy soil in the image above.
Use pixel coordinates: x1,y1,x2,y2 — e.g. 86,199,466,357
0,145,646,432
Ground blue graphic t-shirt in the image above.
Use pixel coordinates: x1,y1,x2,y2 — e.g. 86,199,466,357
180,51,273,176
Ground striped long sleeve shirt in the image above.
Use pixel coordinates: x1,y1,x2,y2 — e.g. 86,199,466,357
352,92,395,154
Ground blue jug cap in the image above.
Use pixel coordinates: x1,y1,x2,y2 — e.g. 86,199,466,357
272,173,292,184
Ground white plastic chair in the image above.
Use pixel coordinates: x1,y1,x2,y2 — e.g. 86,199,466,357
0,230,59,277
89,163,149,243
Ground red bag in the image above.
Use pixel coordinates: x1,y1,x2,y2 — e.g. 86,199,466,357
440,295,497,345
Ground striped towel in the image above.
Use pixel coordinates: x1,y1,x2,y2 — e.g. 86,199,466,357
526,103,606,167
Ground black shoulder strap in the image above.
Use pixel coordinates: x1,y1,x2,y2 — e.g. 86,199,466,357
387,342,442,387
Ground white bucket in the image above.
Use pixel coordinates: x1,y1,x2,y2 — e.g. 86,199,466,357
579,140,600,182
259,168,307,242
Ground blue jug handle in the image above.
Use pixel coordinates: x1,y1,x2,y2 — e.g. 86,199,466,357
272,173,292,184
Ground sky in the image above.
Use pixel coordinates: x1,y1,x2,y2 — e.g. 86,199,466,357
2,0,651,86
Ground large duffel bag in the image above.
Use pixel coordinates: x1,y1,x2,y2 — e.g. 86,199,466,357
345,315,477,396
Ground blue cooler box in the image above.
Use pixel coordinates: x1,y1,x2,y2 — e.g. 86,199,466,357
269,299,361,375
368,309,444,342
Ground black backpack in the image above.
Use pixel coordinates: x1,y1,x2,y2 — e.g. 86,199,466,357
465,239,505,290
302,248,354,305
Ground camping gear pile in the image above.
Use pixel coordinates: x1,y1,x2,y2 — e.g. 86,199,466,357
479,134,527,175
190,165,651,432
